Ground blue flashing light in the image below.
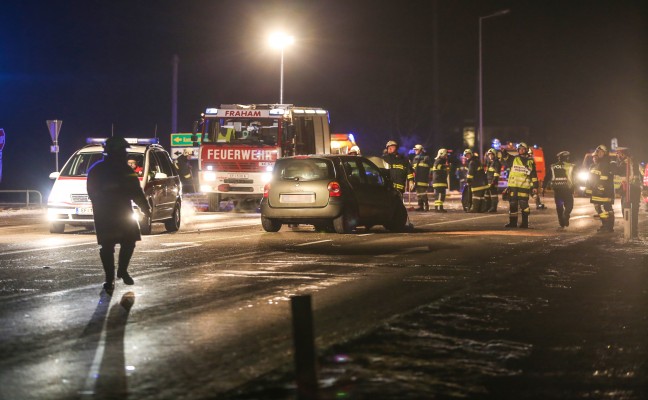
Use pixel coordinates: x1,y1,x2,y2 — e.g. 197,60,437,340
86,137,107,145
205,108,219,115
348,133,356,144
491,138,501,150
269,108,286,115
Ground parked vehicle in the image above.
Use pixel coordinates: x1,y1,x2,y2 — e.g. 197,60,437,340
260,155,408,233
47,138,181,234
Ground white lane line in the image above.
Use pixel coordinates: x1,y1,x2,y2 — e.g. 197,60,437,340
420,214,495,226
295,239,333,247
0,241,97,256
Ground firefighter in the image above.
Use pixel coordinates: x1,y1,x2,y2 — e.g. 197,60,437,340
382,140,414,194
545,150,576,228
614,147,641,236
467,150,489,213
501,142,539,228
348,145,361,156
588,145,615,232
459,149,472,212
411,144,431,211
431,148,449,212
484,148,501,212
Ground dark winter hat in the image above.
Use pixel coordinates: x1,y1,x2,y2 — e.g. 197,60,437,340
104,137,130,154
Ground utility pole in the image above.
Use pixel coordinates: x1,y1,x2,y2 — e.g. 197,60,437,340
172,54,179,133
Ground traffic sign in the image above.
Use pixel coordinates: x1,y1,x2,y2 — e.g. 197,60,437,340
0,128,5,151
46,120,62,143
171,133,201,147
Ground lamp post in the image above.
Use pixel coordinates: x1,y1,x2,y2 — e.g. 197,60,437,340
478,9,510,159
269,33,295,105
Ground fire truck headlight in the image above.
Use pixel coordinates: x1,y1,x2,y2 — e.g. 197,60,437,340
203,172,217,182
261,172,273,184
577,171,589,182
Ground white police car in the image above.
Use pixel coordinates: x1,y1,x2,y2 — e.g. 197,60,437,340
47,138,182,234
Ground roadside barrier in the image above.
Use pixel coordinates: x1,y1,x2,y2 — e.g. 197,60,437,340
0,190,43,208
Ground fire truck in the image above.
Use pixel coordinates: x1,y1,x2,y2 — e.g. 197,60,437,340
193,104,331,211
330,132,359,154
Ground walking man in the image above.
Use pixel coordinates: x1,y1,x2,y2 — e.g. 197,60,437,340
87,137,152,295
484,148,501,212
545,151,575,228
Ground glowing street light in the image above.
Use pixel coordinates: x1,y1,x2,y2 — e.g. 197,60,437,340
269,33,295,105
478,9,510,159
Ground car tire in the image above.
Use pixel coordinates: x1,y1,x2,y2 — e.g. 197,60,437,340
261,216,281,232
140,214,152,235
384,200,408,232
333,208,357,234
164,203,181,232
49,223,65,234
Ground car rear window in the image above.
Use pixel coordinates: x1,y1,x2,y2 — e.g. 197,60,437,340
275,159,334,181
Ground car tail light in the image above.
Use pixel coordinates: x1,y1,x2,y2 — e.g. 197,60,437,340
328,181,341,197
263,183,271,198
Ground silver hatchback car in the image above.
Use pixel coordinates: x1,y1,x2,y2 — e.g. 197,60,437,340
260,155,408,233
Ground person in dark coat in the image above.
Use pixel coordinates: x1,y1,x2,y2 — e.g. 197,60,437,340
87,137,152,294
175,149,194,193
588,144,615,233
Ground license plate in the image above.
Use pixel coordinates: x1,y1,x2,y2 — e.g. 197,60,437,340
228,173,249,179
280,193,315,203
76,207,93,215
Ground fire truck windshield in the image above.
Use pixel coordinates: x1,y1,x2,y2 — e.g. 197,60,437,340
203,118,278,147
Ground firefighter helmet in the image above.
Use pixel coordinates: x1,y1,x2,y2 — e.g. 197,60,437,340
487,148,497,156
595,144,608,155
386,140,398,148
413,144,424,151
463,148,472,155
104,137,130,155
349,145,360,154
436,148,447,158
516,142,528,150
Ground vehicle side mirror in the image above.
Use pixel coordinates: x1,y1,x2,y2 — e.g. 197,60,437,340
49,172,60,180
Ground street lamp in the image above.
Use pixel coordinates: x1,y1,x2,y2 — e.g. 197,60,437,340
269,32,295,105
478,9,510,159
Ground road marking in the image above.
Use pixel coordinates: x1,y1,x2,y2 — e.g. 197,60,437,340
0,241,97,256
419,214,495,226
295,239,333,247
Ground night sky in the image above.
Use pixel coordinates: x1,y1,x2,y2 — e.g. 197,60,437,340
1,0,646,193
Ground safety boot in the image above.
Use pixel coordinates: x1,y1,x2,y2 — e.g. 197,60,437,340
469,199,482,213
488,199,498,213
424,200,430,211
438,205,447,213
505,216,518,228
415,199,424,212
100,249,115,294
519,213,529,228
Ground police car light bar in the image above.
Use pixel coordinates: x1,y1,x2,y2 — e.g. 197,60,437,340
85,137,159,145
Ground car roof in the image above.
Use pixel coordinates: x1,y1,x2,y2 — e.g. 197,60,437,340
280,154,369,161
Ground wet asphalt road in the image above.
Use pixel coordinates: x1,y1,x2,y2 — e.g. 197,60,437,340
0,194,646,399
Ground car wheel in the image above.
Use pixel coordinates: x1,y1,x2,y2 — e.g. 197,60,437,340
49,223,65,234
140,214,152,235
261,216,281,232
333,208,357,234
164,203,181,232
384,200,408,232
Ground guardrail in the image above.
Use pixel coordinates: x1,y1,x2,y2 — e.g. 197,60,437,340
0,190,43,208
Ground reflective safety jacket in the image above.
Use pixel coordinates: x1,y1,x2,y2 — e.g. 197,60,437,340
485,158,501,186
382,152,414,192
548,161,575,192
467,158,489,192
588,157,614,204
412,153,432,188
502,154,538,190
431,157,449,188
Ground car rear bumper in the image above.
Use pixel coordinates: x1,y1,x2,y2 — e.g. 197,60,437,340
260,199,344,221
